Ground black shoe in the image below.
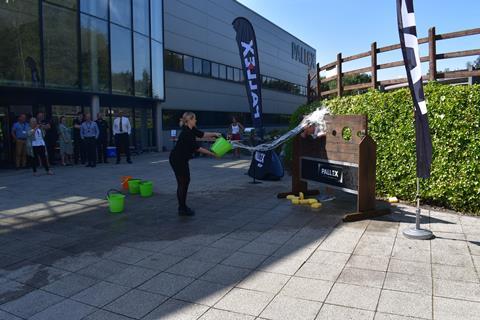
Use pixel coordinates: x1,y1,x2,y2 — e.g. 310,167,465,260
178,207,195,216
116,160,120,164
91,164,96,168
85,164,91,167
104,161,109,164
127,160,132,164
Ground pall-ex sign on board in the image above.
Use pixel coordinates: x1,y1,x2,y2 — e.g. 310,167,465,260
292,42,315,69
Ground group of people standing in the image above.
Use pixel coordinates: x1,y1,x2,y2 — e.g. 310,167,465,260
11,111,132,175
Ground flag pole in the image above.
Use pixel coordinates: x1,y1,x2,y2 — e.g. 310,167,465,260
402,177,434,240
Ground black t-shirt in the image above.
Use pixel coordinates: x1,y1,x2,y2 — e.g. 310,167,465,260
95,119,109,140
171,126,204,161
73,119,83,139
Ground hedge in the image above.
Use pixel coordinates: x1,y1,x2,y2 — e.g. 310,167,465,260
286,83,480,214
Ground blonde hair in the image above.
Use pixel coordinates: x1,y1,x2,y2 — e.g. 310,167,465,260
179,112,196,127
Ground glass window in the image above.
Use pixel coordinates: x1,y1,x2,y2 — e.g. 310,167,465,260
150,0,163,42
193,58,201,75
227,66,234,81
110,0,131,28
151,40,164,100
183,55,193,73
51,105,82,127
0,0,41,86
134,33,151,97
81,14,110,92
43,3,79,88
80,0,108,19
134,107,154,150
133,0,149,35
110,24,133,95
211,63,219,78
48,0,77,9
233,68,240,82
202,60,211,77
165,50,182,71
218,64,226,79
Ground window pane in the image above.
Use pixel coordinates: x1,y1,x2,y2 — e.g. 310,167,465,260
48,0,77,9
165,51,182,71
110,0,131,28
183,55,193,73
133,0,149,35
233,68,240,82
211,63,219,78
0,0,41,86
110,24,133,95
81,14,109,92
134,107,154,149
202,60,211,77
80,0,107,19
193,58,201,75
227,67,233,81
134,33,151,97
150,0,163,42
43,3,79,88
218,64,226,79
152,40,164,100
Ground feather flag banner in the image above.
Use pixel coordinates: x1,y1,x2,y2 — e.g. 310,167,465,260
396,0,433,178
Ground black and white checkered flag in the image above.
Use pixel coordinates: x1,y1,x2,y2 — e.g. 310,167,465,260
397,0,433,178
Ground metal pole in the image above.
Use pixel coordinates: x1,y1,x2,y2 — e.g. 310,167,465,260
403,177,434,240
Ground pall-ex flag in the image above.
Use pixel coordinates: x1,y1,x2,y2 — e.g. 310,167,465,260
232,17,263,136
396,0,433,178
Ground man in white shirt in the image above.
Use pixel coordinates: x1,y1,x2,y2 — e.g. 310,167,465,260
113,111,132,164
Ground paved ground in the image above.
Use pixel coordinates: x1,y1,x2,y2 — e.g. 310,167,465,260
0,153,479,320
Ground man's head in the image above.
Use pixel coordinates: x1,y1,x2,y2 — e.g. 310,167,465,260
36,112,44,122
97,112,103,120
117,110,124,118
77,112,83,121
84,113,91,121
18,114,26,123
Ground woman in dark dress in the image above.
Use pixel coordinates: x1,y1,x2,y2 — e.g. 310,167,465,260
170,112,220,216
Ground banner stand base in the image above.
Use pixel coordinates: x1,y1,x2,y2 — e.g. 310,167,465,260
342,208,390,222
249,180,262,185
402,227,434,240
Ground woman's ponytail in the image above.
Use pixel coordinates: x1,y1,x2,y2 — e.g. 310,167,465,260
179,112,196,127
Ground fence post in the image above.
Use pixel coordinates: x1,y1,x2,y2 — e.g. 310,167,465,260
316,63,321,100
307,73,312,103
336,53,343,97
429,27,437,81
371,42,378,90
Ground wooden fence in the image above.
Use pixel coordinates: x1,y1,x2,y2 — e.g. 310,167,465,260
307,27,480,102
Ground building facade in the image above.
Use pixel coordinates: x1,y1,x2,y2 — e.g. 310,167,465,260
0,0,315,167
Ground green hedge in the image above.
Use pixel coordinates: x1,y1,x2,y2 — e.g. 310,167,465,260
287,83,480,214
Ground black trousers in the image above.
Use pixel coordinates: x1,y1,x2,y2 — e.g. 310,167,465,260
115,133,131,162
31,146,49,173
84,137,97,166
45,139,56,164
97,138,108,163
74,139,86,164
169,154,190,210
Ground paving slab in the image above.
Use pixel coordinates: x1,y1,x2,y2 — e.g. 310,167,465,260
377,289,432,319
316,304,374,320
104,289,167,319
260,295,322,320
214,287,274,316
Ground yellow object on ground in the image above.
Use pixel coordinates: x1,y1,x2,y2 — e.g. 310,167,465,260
299,200,310,205
291,199,300,205
299,192,304,200
388,197,399,203
311,203,322,209
308,198,318,204
286,195,298,200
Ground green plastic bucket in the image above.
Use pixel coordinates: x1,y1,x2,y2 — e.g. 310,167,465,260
211,137,233,157
128,179,141,194
139,180,153,197
106,189,125,214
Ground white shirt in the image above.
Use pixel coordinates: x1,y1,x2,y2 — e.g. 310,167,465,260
31,128,46,147
113,117,131,135
231,124,240,134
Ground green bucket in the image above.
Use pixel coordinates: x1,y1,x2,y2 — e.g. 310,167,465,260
139,180,153,198
211,137,233,157
128,179,141,194
106,189,125,214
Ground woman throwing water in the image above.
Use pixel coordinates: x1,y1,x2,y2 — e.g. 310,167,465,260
169,112,220,216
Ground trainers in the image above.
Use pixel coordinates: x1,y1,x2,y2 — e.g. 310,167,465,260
178,207,195,216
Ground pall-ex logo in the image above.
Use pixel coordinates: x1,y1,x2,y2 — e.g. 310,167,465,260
241,40,261,119
317,164,343,183
255,152,265,168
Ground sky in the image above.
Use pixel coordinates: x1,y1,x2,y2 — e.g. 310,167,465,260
237,0,480,80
